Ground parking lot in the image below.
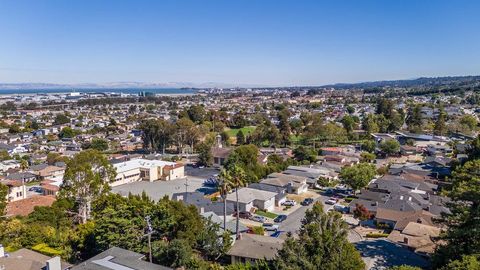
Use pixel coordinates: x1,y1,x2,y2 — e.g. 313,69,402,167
185,166,220,179
111,167,220,200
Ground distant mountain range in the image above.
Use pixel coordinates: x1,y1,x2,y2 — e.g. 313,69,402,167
323,75,480,90
0,81,265,90
1,75,479,90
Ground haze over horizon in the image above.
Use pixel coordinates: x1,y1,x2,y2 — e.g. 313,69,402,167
1,0,479,86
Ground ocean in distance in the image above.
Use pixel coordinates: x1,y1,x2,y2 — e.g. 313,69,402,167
0,88,197,95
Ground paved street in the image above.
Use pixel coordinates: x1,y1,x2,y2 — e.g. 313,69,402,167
278,193,330,234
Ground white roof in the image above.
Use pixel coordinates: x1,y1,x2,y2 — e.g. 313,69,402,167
226,187,277,203
113,158,177,174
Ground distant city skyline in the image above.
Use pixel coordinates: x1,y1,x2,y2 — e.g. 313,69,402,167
1,0,479,86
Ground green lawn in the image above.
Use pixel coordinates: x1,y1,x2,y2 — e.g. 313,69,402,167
26,181,41,186
226,126,256,137
255,210,278,219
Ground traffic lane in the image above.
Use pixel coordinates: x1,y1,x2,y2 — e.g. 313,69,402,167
278,193,331,234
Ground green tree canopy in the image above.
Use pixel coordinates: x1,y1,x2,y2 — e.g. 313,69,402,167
379,139,400,155
340,163,376,193
54,114,70,125
59,127,76,138
89,138,109,151
433,159,480,267
60,150,116,224
0,183,8,216
274,202,365,270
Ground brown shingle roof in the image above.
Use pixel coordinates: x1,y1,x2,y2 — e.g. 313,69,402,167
227,233,284,260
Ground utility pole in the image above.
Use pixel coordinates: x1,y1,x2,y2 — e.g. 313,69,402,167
144,216,153,263
184,177,189,201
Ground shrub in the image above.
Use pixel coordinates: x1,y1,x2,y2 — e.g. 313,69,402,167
366,233,389,238
32,243,63,257
251,226,264,235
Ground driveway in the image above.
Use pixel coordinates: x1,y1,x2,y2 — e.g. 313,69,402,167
278,193,331,234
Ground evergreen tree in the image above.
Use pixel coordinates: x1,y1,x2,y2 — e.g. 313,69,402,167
275,203,364,270
434,108,447,136
433,160,480,267
236,130,246,145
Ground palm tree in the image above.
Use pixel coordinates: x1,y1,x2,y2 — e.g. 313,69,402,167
218,169,231,232
228,165,246,240
20,159,29,172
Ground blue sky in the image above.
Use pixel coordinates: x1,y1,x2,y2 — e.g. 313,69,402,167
0,0,479,86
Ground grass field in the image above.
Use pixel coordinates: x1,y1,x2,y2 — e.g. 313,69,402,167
225,126,256,137
255,210,278,219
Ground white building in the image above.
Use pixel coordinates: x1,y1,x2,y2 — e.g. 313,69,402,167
1,180,27,202
112,158,185,187
226,187,277,212
0,160,20,172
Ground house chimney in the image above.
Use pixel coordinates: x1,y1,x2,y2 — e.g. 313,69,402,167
0,244,4,257
46,256,61,270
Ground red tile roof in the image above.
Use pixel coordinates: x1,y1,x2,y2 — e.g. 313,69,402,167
5,196,56,217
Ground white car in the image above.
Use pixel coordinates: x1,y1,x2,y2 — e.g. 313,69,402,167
251,215,266,223
282,200,297,206
263,223,279,231
325,197,338,205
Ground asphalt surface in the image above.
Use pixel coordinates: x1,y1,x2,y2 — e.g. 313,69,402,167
184,166,220,179
278,193,331,234
112,167,220,200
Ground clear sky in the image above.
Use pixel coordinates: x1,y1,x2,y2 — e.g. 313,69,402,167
0,0,479,86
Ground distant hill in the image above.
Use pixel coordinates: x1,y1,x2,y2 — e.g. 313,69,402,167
323,75,480,90
1,75,480,90
0,81,265,90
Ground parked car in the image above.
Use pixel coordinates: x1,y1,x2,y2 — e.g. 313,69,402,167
301,198,314,206
324,189,335,195
251,215,266,223
282,200,296,206
28,186,42,193
325,197,338,205
237,211,253,219
333,204,348,213
270,231,284,238
263,223,279,231
274,214,287,223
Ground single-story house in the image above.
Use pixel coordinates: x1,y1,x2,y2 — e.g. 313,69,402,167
227,233,284,264
387,221,442,255
248,183,287,206
261,172,308,194
226,187,277,212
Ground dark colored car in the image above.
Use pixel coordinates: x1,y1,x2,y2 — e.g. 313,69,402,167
237,211,253,219
270,231,284,238
301,198,314,206
274,214,287,223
